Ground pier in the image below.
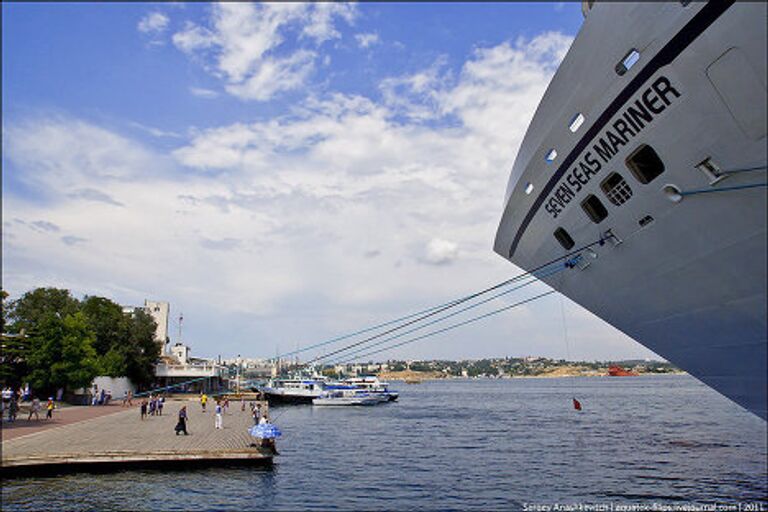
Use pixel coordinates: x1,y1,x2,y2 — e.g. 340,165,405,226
1,399,274,477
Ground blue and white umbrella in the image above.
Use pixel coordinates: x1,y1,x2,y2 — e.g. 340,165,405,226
249,423,282,439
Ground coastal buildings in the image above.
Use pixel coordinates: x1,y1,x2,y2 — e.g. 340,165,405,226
155,343,225,393
122,299,226,393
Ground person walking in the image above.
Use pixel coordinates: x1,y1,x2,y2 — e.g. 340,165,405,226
158,396,165,416
122,391,128,407
214,401,223,429
45,397,55,420
127,390,133,406
140,399,148,420
200,393,208,413
175,406,189,435
8,397,18,422
27,397,41,421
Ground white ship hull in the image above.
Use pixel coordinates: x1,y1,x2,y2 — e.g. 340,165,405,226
494,1,767,419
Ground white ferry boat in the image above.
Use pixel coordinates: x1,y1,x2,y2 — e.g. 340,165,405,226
494,1,766,419
341,376,399,402
260,378,326,405
312,388,385,407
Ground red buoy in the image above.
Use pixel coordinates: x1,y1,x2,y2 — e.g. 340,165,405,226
572,398,582,411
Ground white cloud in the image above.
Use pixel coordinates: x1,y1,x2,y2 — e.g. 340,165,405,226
67,188,124,207
224,51,315,102
129,121,181,138
354,32,379,49
301,3,357,43
171,3,357,101
4,30,654,361
4,117,167,193
423,238,460,265
138,12,169,34
379,56,448,120
189,86,219,99
172,21,216,52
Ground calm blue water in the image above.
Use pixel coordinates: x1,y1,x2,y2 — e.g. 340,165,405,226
3,376,766,510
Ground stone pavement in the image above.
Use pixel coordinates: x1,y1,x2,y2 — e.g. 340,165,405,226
1,403,126,441
1,400,272,469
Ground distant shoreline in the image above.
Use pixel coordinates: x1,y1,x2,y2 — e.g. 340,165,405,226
378,369,687,382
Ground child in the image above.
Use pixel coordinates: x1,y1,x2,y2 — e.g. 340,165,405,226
45,397,55,419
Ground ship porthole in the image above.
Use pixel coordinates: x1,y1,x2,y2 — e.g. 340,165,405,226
663,184,683,203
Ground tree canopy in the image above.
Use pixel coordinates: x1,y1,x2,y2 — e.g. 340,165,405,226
3,288,161,394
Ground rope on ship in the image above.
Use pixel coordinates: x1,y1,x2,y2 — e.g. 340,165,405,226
323,265,565,365
277,271,546,364
273,236,611,368
665,163,767,199
678,182,767,197
333,291,556,364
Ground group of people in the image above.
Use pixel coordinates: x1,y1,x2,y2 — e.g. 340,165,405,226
139,394,165,419
126,390,273,441
90,386,112,406
1,389,56,423
170,394,271,435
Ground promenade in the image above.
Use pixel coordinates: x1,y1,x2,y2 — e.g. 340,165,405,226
1,402,126,441
1,399,274,476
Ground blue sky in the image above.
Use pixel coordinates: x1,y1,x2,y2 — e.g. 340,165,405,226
2,2,660,362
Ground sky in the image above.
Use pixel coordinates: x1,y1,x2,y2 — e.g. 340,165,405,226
2,2,661,363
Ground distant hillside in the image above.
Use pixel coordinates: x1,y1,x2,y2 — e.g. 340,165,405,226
362,357,682,379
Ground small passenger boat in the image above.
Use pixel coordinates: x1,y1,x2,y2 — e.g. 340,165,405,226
260,378,326,404
312,389,383,406
341,376,399,401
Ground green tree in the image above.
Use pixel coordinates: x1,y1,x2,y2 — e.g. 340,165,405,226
8,288,81,334
122,310,160,389
98,346,128,377
0,290,29,387
1,289,9,333
26,312,99,394
81,296,128,356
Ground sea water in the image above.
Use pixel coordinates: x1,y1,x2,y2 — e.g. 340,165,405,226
3,375,766,510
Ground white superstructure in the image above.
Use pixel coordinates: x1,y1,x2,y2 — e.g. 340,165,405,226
494,1,766,419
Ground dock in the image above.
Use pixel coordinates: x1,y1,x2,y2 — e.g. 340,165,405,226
1,399,274,477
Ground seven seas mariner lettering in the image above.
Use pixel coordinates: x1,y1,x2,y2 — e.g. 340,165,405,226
544,75,682,220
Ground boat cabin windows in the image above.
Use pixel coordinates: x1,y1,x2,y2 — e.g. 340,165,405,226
554,227,575,250
569,113,585,133
545,148,558,163
626,144,665,184
600,172,633,206
581,194,609,224
616,49,640,76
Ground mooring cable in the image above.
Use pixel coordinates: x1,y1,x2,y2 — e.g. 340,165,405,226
296,236,607,367
337,290,557,364
321,265,565,365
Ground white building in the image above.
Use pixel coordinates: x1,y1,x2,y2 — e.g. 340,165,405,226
155,343,225,393
122,299,170,355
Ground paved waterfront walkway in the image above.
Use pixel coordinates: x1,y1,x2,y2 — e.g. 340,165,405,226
2,400,272,471
1,403,126,441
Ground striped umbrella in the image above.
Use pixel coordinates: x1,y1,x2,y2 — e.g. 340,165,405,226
249,423,282,439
